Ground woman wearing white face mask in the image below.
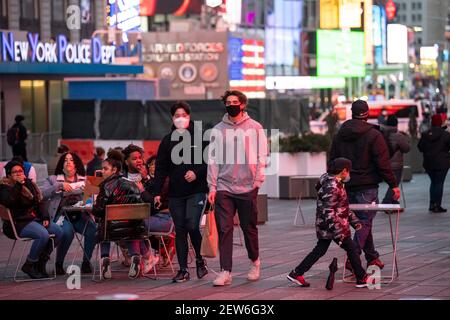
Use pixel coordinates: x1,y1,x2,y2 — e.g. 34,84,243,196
153,101,209,283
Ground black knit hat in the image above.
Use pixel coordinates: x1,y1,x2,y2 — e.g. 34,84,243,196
386,115,398,127
351,100,369,119
327,157,352,174
4,161,24,176
15,115,25,123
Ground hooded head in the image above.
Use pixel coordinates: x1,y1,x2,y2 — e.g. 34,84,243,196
14,115,25,123
431,114,443,127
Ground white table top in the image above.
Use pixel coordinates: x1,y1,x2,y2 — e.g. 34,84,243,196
349,203,403,211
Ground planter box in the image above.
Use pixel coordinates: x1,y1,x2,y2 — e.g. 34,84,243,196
279,175,320,199
264,152,326,198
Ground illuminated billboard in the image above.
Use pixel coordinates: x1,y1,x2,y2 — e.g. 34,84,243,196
317,30,365,77
139,0,202,16
387,24,408,64
320,0,339,29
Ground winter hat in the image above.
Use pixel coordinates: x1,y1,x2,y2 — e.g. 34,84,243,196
4,161,24,176
386,115,398,127
351,100,369,119
14,115,25,123
327,157,352,174
431,114,443,127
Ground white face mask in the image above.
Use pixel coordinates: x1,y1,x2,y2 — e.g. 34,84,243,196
343,175,351,183
173,117,190,129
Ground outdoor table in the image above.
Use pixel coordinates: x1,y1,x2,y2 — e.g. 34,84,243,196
61,204,95,268
342,203,403,285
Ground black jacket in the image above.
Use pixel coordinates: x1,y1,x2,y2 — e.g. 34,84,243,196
418,126,450,170
92,174,145,241
0,178,48,238
86,155,103,176
153,121,209,198
12,122,27,145
141,176,169,214
330,119,397,191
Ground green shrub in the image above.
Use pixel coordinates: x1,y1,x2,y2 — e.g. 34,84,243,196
279,133,331,153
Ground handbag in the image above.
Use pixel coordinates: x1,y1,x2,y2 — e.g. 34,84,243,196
200,204,218,258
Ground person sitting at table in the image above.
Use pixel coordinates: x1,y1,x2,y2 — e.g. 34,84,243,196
92,151,154,279
0,160,63,279
40,152,97,275
141,155,175,267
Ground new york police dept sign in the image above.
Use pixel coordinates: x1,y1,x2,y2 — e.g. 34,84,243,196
0,32,116,64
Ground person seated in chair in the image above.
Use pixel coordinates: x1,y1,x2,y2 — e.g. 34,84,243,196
0,161,63,279
40,152,97,275
141,155,175,267
92,151,153,280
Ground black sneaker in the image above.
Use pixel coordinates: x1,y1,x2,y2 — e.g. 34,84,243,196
196,259,208,279
355,275,369,288
128,255,141,279
286,270,310,287
172,269,190,283
55,262,66,276
433,206,447,213
81,261,92,274
21,261,44,279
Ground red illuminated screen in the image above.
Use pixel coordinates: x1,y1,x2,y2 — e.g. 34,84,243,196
140,0,203,16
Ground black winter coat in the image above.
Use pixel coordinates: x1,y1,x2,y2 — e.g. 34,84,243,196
418,127,450,170
92,174,145,241
0,178,48,238
330,119,397,191
153,121,209,198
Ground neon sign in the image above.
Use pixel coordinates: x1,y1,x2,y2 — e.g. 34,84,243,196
0,32,116,64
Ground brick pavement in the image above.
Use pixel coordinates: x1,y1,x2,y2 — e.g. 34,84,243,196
0,174,449,300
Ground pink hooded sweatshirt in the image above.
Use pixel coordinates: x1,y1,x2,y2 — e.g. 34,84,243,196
207,112,267,194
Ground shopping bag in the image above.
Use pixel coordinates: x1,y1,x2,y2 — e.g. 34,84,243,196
200,204,218,258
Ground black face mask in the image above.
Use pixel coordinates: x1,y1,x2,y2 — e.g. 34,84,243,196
226,105,242,117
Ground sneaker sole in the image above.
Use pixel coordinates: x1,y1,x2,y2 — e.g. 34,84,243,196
213,281,231,286
355,283,368,288
287,275,310,287
173,278,190,283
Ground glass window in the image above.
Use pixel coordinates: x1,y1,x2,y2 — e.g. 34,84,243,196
417,2,422,10
52,0,64,21
20,80,48,133
418,14,422,22
49,81,67,132
0,0,7,17
412,2,416,10
21,0,35,19
412,14,416,22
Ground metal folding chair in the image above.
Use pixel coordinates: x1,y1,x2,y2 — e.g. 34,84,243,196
92,203,152,281
148,222,176,277
0,205,56,282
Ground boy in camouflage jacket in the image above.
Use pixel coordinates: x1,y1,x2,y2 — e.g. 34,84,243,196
287,158,369,288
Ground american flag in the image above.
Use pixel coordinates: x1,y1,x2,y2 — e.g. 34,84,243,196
228,37,266,98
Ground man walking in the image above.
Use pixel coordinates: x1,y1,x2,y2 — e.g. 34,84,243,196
7,115,28,161
330,100,400,270
207,90,267,286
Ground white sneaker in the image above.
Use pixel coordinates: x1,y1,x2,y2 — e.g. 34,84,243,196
247,259,261,281
128,255,141,279
213,271,232,286
143,254,160,274
101,257,111,280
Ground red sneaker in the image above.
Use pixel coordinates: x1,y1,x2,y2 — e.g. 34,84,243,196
287,271,310,287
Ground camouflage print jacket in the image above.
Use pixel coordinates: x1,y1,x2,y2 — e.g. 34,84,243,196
315,173,360,241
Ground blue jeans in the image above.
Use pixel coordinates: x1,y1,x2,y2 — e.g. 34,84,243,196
347,188,380,263
20,221,63,262
100,240,149,258
169,193,206,270
56,213,97,264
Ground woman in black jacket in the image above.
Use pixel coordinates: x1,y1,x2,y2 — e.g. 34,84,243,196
0,161,63,279
153,101,209,283
92,153,151,279
418,115,450,213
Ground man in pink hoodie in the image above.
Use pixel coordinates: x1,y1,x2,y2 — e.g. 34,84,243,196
207,90,268,286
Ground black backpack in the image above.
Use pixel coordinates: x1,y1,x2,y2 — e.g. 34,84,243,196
6,126,19,146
